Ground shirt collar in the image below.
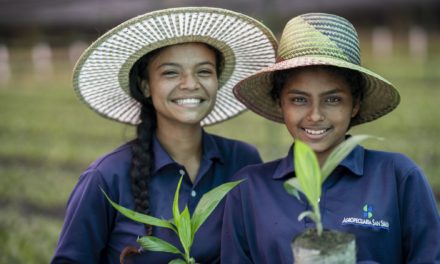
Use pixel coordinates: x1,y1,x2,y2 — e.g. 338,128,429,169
152,130,223,173
338,144,364,176
152,134,174,173
272,143,365,180
272,145,295,180
201,131,224,164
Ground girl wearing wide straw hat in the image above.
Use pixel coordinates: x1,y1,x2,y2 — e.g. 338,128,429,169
221,13,440,263
52,7,277,263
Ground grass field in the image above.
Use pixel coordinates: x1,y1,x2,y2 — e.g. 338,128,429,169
1,48,439,263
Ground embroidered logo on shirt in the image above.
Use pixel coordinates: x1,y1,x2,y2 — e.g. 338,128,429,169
341,203,389,231
363,204,373,218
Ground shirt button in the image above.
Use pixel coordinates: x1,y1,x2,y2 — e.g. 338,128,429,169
191,190,197,197
179,169,185,176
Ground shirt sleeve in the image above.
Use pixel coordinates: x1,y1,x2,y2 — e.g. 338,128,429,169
51,169,114,264
398,165,440,263
221,177,253,264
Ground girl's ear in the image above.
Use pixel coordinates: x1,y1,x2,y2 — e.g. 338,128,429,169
139,78,150,98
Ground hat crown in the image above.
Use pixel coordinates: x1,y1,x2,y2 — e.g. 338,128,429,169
277,13,361,65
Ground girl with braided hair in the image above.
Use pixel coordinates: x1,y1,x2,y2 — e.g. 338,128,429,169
51,7,277,264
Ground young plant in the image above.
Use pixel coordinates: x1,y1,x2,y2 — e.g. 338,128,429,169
101,177,243,264
284,135,377,236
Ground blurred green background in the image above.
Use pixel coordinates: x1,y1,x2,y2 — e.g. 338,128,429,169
1,2,440,263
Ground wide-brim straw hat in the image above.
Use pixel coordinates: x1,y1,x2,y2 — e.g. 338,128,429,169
73,7,277,126
234,13,400,126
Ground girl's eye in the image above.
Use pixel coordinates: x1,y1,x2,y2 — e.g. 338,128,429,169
291,97,307,104
162,70,179,77
325,96,341,104
198,69,215,77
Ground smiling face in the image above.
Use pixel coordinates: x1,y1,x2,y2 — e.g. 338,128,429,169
278,66,360,164
146,43,218,129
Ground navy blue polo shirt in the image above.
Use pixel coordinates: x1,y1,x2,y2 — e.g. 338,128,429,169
52,131,262,264
221,144,440,263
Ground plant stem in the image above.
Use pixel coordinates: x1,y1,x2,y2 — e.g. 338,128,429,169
184,251,191,263
314,204,323,236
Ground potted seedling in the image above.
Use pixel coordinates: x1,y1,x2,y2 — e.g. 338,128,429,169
284,135,376,264
102,177,242,264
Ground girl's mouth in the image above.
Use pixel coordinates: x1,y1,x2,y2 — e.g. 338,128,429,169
304,128,329,136
302,128,331,139
173,98,203,106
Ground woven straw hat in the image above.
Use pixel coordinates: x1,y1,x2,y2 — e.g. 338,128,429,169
234,13,400,126
73,7,277,126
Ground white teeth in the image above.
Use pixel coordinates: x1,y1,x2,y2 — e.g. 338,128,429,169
175,98,201,105
305,128,327,135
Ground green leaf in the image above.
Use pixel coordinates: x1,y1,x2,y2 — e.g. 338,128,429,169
169,259,187,264
136,236,182,255
294,140,321,209
177,206,192,258
321,135,380,182
283,178,302,201
100,188,176,231
191,180,243,239
173,176,184,229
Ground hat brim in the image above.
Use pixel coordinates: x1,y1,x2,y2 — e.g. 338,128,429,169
73,7,277,126
234,55,400,126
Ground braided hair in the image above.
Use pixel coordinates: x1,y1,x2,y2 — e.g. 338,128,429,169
128,49,161,235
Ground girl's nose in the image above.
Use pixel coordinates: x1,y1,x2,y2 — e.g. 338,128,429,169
179,74,199,90
307,104,325,122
